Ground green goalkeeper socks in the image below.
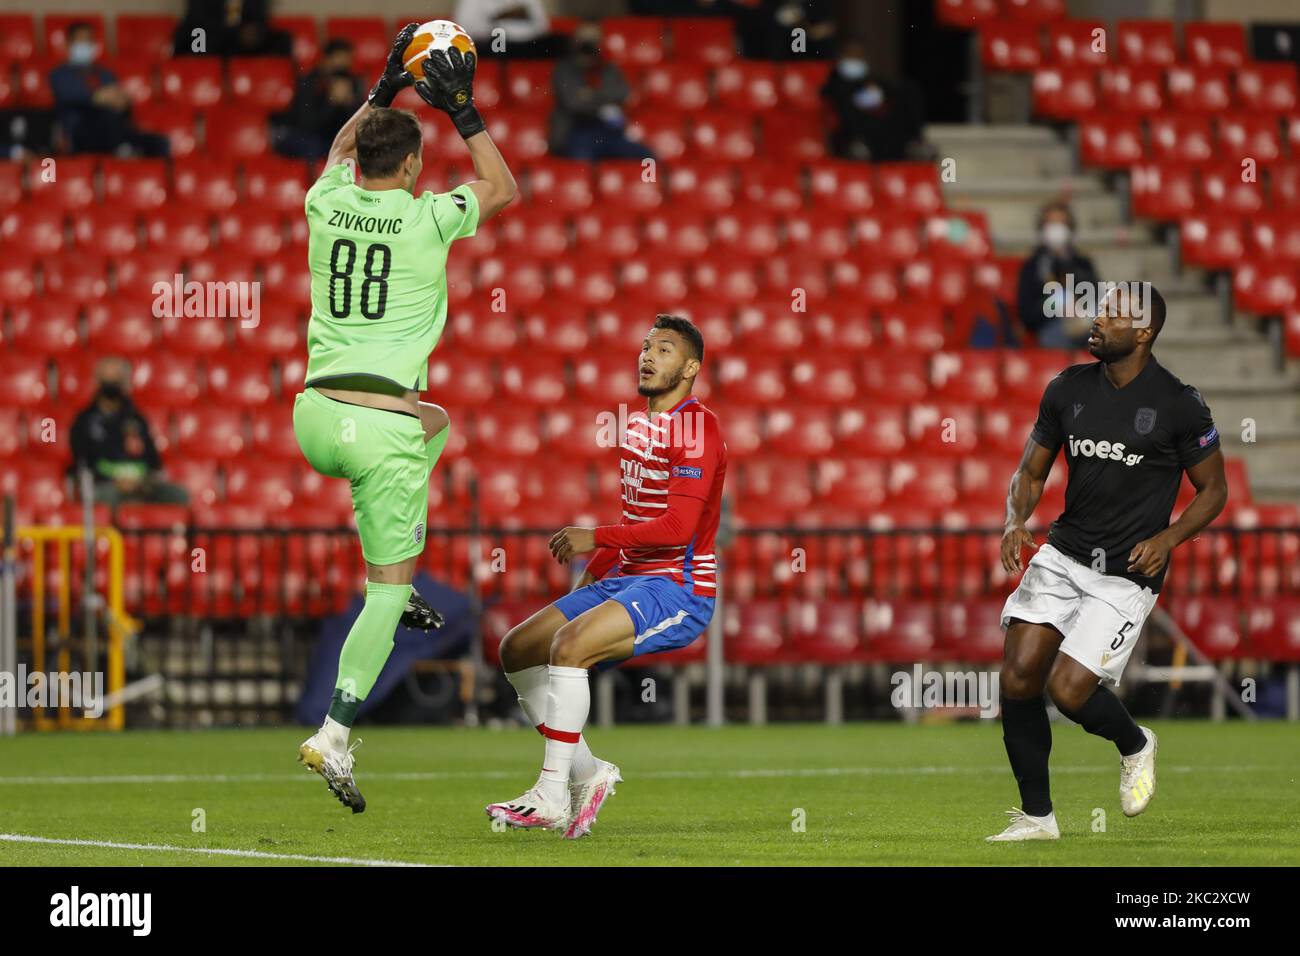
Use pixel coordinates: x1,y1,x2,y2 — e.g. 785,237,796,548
329,581,412,724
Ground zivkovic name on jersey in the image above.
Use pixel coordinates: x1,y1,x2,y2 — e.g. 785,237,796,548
1067,435,1145,466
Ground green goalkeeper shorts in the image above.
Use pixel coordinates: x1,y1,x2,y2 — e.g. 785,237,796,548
293,387,430,566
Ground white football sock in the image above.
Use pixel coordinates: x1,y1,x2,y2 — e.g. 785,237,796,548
538,665,590,804
321,715,349,751
506,665,599,783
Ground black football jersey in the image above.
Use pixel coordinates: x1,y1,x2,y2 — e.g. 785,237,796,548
1029,357,1221,593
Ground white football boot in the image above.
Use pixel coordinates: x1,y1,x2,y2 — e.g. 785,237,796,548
1120,726,1158,817
485,786,571,831
298,733,366,813
985,807,1060,842
564,760,622,840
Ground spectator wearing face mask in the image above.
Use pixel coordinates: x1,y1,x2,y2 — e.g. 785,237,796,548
1016,201,1100,349
274,39,364,160
49,22,170,157
821,39,926,162
550,21,655,162
70,357,189,508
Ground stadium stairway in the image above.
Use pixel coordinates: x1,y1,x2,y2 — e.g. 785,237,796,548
928,122,1300,502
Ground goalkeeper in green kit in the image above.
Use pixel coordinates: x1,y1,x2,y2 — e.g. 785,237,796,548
293,23,516,812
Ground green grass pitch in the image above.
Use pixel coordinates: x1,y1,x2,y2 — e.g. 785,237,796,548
1,721,1296,866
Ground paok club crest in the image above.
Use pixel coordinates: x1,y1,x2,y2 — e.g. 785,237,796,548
1134,407,1157,436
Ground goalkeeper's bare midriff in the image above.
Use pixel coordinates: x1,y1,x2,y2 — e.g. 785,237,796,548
312,381,420,417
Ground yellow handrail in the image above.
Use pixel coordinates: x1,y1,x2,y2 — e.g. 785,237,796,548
0,525,133,731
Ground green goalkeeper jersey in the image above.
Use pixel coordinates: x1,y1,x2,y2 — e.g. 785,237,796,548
303,162,479,393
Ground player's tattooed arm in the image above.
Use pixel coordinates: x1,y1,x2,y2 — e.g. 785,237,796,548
1127,447,1227,575
1001,438,1055,574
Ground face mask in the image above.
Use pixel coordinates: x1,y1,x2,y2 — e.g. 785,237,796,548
1042,222,1071,250
577,41,599,58
68,41,96,66
98,382,124,401
838,59,869,81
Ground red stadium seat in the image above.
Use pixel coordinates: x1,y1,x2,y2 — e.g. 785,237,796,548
206,356,274,407
601,18,666,66
324,18,388,66
71,205,139,254
174,407,246,460
0,15,35,60
786,598,862,663
159,58,224,108
0,251,36,305
760,111,825,162
875,162,943,215
937,599,1007,662
1148,113,1214,163
714,354,786,403
0,354,47,407
636,62,709,111
1250,214,1300,264
28,155,96,208
779,61,831,110
1000,350,1067,404
930,350,1002,404
714,62,779,112
1233,262,1299,314
525,158,594,211
1180,212,1246,269
625,109,689,161
909,402,980,457
1169,596,1244,659
1047,19,1109,65
205,105,271,160
102,57,156,106
1129,161,1197,221
1236,63,1299,114
272,17,320,66
133,103,199,157
15,54,56,108
692,111,757,161
225,459,296,510
809,159,874,212
132,355,202,408
497,356,568,406
7,298,79,353
0,201,64,256
733,160,801,213
551,257,619,307
1245,598,1300,661
767,402,834,458
0,162,21,206
1032,65,1099,118
786,208,850,259
1183,22,1246,68
1216,113,1282,164
595,160,662,210
502,60,554,110
228,57,296,111
172,156,239,212
1117,19,1176,65
143,205,212,256
101,158,169,211
85,301,156,355
670,17,735,65
217,207,286,257
486,109,548,161
115,14,177,62
1166,64,1233,113
1004,0,1066,22
862,599,938,662
1199,162,1264,213
1078,115,1146,168
640,207,706,258
1098,65,1165,114
980,21,1042,72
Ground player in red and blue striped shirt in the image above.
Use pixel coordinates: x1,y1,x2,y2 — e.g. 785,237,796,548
486,314,727,838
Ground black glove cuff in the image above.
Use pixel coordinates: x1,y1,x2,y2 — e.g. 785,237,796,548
368,77,398,108
450,105,486,139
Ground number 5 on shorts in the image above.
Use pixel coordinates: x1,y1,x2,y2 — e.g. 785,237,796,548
1110,620,1135,651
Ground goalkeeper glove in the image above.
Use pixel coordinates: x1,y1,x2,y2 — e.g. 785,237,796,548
367,22,419,108
414,48,486,139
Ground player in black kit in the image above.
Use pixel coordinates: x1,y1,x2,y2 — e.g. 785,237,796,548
989,282,1228,841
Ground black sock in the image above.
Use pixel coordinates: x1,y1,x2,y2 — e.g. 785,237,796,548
1000,695,1053,817
1059,684,1146,756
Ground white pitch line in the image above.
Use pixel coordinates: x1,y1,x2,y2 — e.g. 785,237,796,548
0,833,435,867
0,764,1228,786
